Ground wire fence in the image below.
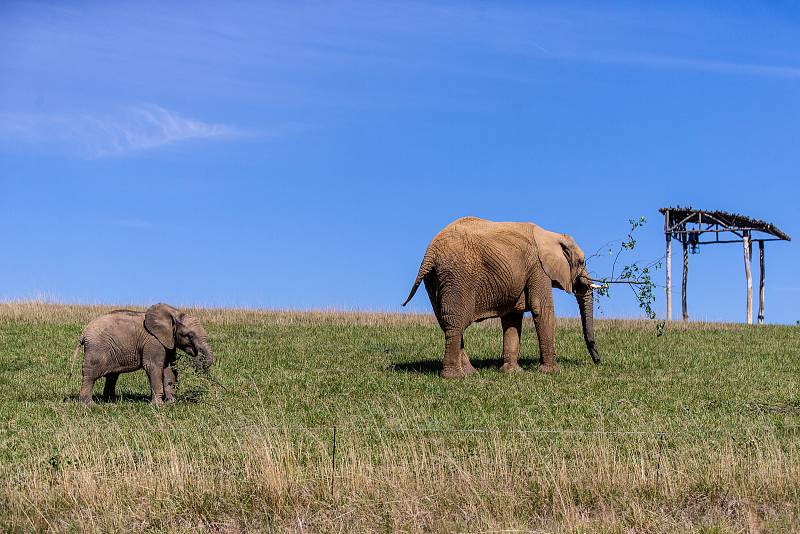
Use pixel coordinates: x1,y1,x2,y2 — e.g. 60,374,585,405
3,419,794,496
2,420,788,437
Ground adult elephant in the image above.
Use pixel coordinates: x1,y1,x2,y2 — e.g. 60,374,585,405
403,217,600,379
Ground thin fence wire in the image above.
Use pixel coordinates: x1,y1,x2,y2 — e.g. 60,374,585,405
2,420,788,496
0,422,787,437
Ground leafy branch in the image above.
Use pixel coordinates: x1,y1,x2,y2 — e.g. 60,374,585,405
589,217,666,336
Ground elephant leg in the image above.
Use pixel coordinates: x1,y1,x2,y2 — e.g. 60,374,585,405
435,312,473,374
144,364,165,405
441,328,466,379
102,373,119,402
531,289,560,374
79,370,97,405
460,337,476,375
79,350,102,405
431,274,474,379
528,271,559,373
163,365,178,403
500,312,524,373
142,339,167,405
428,278,473,373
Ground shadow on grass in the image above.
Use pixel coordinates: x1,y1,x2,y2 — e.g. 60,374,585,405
390,355,588,374
61,391,207,404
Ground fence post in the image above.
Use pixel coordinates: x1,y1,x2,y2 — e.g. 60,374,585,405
330,425,337,494
654,432,666,487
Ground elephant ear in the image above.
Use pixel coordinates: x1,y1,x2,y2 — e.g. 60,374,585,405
532,226,574,294
144,303,179,350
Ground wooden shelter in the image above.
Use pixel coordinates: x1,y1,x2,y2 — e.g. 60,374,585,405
660,207,790,324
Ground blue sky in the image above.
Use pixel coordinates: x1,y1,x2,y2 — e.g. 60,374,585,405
1,1,798,323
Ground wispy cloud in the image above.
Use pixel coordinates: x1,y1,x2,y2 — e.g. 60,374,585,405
0,105,240,157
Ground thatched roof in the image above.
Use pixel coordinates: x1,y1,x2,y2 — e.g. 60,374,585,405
659,207,790,241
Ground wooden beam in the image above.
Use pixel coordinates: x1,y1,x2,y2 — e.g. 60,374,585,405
666,234,672,321
743,231,752,324
682,240,689,321
669,227,759,236
758,241,765,324
697,237,785,245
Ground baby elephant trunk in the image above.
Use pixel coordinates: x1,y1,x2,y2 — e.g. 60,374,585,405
194,343,214,371
575,278,601,365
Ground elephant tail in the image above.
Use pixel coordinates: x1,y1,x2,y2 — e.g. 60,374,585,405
70,336,85,374
402,250,436,306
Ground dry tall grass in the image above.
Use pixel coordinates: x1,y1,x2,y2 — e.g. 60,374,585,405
0,299,754,330
4,425,798,532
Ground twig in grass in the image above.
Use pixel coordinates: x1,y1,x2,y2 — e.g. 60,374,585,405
196,369,228,392
19,494,52,532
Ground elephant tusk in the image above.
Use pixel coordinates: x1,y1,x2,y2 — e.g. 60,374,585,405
590,283,605,289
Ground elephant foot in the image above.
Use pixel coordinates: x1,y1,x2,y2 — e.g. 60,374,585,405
460,350,476,375
499,362,524,374
101,395,117,403
538,363,561,374
440,367,466,379
79,398,95,406
150,397,164,406
461,360,477,376
164,396,177,404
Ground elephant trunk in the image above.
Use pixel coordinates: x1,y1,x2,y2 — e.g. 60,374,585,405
195,342,214,370
576,277,600,364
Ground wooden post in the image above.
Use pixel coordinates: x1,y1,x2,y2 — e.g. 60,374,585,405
743,232,752,324
682,240,689,321
665,234,672,321
758,241,765,324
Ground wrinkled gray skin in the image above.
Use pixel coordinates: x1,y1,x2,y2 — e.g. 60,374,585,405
71,303,214,405
403,217,599,379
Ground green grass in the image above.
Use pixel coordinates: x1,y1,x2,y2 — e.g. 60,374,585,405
1,302,799,532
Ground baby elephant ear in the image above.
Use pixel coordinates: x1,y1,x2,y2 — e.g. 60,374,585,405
144,303,179,350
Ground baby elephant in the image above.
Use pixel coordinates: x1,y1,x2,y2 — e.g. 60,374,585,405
71,303,214,405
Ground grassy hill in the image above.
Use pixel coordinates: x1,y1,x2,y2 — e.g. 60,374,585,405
1,302,798,532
